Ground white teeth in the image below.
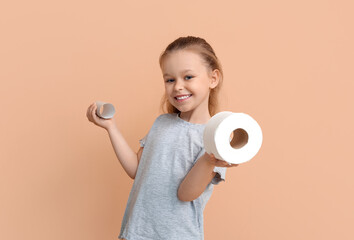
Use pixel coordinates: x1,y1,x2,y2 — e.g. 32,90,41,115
176,95,191,100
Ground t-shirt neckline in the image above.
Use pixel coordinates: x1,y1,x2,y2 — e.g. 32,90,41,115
175,113,206,127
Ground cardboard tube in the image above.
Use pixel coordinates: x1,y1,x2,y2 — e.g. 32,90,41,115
95,101,115,119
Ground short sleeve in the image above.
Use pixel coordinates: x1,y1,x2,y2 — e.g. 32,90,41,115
139,135,147,147
212,167,227,185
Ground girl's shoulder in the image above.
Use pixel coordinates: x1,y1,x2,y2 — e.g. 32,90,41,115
147,113,176,130
155,113,205,130
154,113,177,122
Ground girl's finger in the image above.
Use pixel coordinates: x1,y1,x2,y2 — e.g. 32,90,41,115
228,163,239,167
86,104,92,119
87,103,95,121
93,105,99,119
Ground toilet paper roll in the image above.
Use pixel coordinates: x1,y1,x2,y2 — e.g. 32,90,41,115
95,101,116,119
203,111,263,164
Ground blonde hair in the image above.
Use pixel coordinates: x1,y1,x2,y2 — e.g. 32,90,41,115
159,36,223,116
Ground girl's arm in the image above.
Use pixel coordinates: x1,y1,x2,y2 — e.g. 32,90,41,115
177,153,238,202
106,124,142,179
86,103,143,179
86,102,141,179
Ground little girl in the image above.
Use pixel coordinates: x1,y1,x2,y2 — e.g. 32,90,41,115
86,36,238,240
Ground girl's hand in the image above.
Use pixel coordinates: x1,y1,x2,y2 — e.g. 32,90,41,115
207,153,239,168
86,102,116,131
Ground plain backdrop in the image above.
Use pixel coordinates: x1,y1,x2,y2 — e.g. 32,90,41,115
1,0,353,239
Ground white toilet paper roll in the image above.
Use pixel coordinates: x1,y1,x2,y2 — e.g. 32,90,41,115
95,101,116,119
203,111,263,164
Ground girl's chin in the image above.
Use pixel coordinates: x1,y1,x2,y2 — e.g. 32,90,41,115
170,104,185,113
170,102,192,113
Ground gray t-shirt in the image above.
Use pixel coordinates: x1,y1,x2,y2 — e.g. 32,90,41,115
118,113,227,240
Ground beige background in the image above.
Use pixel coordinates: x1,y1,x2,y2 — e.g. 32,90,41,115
1,0,353,239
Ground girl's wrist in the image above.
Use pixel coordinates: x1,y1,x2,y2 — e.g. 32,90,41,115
105,121,117,132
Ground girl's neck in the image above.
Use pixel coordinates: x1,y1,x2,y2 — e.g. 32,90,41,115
179,110,211,124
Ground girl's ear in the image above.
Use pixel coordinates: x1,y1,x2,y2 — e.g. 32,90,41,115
210,69,220,89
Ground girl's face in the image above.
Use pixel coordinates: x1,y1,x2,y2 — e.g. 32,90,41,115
161,49,219,120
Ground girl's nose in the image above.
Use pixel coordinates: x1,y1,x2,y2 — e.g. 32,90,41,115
174,79,184,91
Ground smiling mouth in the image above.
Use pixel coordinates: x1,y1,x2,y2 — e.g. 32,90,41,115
175,94,192,102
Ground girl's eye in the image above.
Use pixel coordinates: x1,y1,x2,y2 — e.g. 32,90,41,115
185,75,193,80
165,79,174,83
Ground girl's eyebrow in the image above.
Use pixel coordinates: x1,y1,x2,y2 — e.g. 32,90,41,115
163,69,193,78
